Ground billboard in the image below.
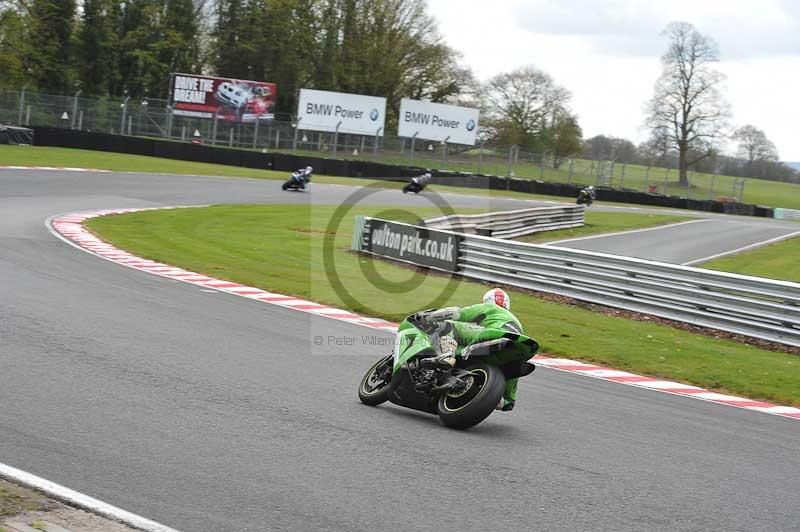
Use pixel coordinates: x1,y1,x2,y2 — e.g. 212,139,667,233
363,218,460,272
398,98,480,145
170,73,277,123
297,89,386,136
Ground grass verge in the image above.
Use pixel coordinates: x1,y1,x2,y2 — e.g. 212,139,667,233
517,211,689,244
0,479,46,518
86,204,800,406
700,236,800,283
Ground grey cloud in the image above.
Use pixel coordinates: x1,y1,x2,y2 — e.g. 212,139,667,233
512,0,800,60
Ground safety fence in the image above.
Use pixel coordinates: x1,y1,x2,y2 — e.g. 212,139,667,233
0,87,755,202
354,217,800,347
423,205,585,238
774,208,800,221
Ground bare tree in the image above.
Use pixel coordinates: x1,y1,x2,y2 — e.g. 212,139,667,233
484,66,571,148
645,22,729,184
733,124,779,164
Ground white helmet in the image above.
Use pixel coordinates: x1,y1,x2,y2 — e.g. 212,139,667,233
306,166,313,173
483,288,510,310
424,172,431,178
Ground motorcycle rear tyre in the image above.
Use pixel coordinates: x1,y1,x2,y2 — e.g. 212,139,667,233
437,362,505,430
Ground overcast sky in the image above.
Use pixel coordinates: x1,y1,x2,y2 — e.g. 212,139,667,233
427,0,800,161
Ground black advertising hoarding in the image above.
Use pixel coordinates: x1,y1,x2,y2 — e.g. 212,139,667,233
364,219,460,271
170,73,277,123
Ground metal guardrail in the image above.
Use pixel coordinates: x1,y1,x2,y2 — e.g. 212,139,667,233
774,208,800,221
357,217,800,347
423,205,585,238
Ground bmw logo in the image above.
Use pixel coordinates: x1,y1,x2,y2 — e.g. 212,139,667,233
370,109,379,121
466,119,476,132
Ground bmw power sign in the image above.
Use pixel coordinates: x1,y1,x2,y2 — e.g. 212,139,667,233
397,98,480,146
297,89,387,135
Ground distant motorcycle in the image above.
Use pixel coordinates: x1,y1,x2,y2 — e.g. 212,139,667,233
576,185,596,206
282,167,312,191
403,172,432,194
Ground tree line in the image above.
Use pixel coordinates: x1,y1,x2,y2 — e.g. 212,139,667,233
0,0,582,158
0,3,794,182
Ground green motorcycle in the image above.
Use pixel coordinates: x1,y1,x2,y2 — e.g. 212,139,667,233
358,312,539,429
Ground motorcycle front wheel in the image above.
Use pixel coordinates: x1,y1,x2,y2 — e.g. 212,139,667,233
437,362,505,429
358,355,394,406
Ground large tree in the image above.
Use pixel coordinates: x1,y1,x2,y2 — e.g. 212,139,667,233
23,0,77,93
0,3,26,89
77,0,121,96
483,66,572,151
645,21,729,184
733,124,778,165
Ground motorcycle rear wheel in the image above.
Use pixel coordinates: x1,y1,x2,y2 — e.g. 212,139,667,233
358,355,394,406
437,362,505,429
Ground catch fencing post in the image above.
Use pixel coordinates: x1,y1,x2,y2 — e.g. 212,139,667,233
25,105,31,125
410,132,419,162
181,125,186,142
442,136,450,164
165,105,173,139
120,96,130,135
292,117,302,152
478,140,485,174
275,129,280,149
17,86,26,126
708,172,716,200
229,128,234,147
69,90,83,129
620,163,626,189
663,165,670,193
568,158,574,183
253,116,260,148
373,127,382,155
211,113,218,146
333,121,342,155
127,115,133,135
77,110,83,130
507,145,518,176
539,152,545,180
360,136,365,155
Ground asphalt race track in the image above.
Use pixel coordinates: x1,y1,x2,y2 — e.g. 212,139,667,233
1,169,799,532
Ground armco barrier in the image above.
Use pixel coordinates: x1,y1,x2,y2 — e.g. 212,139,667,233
424,205,585,238
30,127,776,217
356,217,800,347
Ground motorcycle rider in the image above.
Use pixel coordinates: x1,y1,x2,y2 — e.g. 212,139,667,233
295,166,313,184
403,171,432,193
577,185,596,204
412,288,527,411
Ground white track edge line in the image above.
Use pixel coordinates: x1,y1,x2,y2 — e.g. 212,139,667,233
0,463,180,532
681,230,800,265
544,218,711,245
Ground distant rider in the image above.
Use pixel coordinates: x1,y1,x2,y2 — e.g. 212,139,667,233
403,172,432,193
577,185,596,205
412,288,527,412
295,166,313,185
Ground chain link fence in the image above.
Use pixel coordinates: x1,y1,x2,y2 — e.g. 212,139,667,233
1,87,745,202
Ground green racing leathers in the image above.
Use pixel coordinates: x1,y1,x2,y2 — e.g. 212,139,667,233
405,302,531,409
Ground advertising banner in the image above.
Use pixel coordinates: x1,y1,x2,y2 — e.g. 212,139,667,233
363,218,460,272
397,98,479,145
170,73,277,123
297,89,386,136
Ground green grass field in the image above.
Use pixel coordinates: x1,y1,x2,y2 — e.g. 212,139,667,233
701,236,800,283
85,204,800,406
518,212,689,244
